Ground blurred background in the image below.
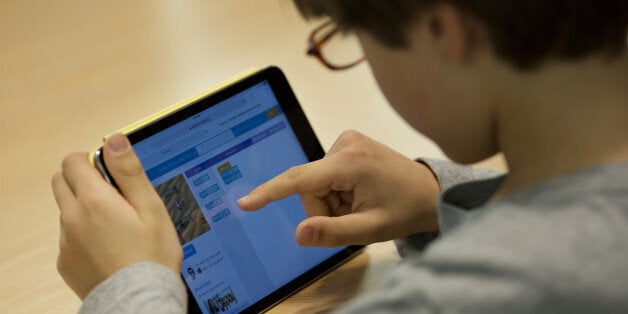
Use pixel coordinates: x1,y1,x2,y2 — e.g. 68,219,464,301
0,1,503,312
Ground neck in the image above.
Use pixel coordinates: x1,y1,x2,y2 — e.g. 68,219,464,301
493,55,628,198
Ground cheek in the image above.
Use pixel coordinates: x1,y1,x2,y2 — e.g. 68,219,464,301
357,32,498,163
369,64,435,135
365,57,405,106
359,34,409,110
360,47,434,132
388,91,434,133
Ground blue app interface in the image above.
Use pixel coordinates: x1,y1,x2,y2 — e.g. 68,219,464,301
133,81,344,313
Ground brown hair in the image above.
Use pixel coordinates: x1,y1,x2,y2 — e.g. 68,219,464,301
293,0,627,69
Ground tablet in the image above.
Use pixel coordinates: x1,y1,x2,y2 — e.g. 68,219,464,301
90,66,364,313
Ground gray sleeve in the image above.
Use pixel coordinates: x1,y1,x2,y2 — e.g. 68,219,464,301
420,158,501,192
79,262,187,314
395,159,502,257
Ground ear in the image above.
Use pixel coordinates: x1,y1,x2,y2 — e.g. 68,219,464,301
428,3,469,63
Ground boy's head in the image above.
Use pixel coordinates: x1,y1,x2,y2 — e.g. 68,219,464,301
295,1,627,69
294,1,627,163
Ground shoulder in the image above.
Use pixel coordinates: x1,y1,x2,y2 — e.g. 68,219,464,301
425,164,628,311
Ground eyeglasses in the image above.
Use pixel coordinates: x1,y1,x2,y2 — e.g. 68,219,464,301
307,21,365,71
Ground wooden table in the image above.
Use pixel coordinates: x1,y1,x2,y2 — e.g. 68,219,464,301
0,1,505,312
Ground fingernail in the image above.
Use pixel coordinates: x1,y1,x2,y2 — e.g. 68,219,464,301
237,195,249,205
237,194,256,208
107,133,129,153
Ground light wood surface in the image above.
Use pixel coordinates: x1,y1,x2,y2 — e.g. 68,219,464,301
0,1,505,312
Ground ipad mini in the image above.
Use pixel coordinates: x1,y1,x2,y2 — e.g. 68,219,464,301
91,66,364,313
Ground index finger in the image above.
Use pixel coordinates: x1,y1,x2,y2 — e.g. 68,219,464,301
61,152,114,197
237,158,344,211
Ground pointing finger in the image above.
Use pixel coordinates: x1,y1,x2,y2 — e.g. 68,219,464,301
238,157,353,211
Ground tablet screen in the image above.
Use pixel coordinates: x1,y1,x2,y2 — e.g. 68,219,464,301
128,77,349,313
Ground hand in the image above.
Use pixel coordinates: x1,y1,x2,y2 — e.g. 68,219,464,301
238,130,440,247
52,133,182,299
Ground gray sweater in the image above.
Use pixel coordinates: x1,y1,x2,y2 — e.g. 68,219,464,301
80,160,628,313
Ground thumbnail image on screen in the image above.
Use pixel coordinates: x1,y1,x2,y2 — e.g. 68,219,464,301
156,173,211,244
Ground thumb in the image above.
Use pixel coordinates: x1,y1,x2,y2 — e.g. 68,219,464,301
103,133,162,217
295,213,384,247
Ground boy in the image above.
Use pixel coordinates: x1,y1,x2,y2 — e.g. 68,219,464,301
53,0,628,312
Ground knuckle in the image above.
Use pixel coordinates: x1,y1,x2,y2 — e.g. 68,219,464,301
51,171,63,186
284,165,303,180
331,148,369,175
61,152,84,171
338,130,363,142
257,181,286,203
332,134,371,162
330,130,361,151
342,147,369,160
